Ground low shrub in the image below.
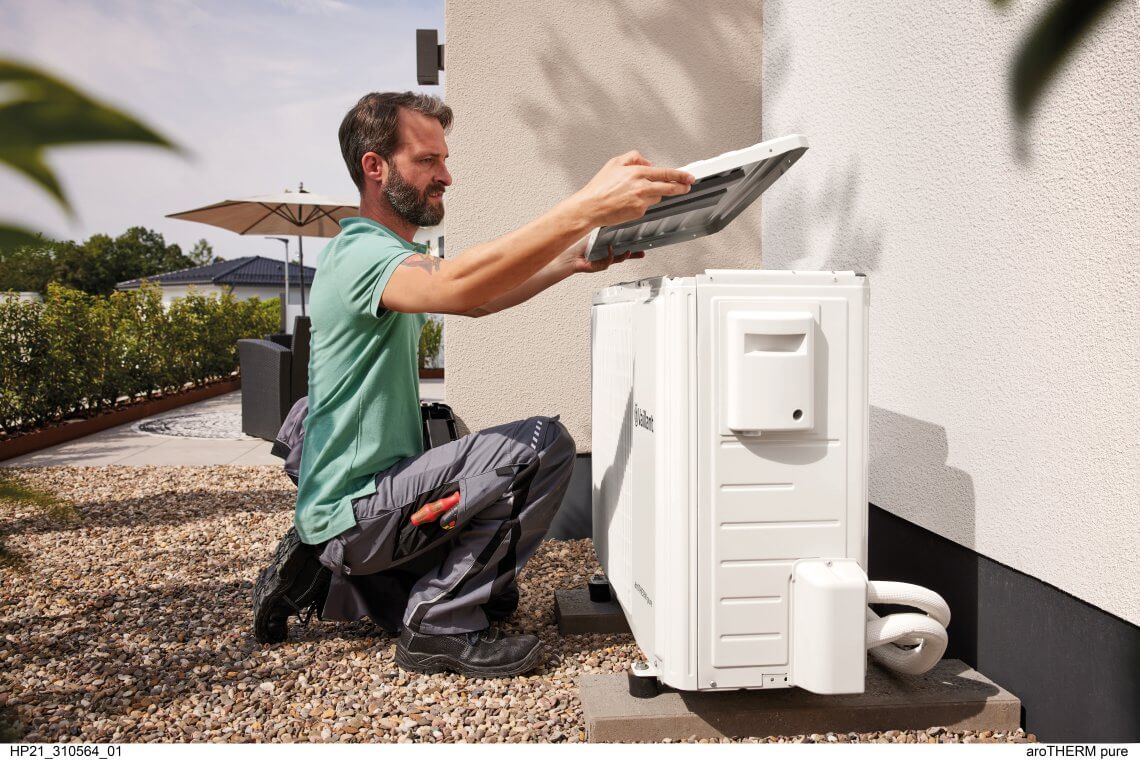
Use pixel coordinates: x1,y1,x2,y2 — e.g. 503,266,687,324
0,284,278,433
419,315,443,369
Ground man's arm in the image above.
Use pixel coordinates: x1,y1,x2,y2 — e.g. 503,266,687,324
458,256,571,317
379,152,693,316
458,236,643,317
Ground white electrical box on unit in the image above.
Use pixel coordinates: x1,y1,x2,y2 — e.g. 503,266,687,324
589,136,949,696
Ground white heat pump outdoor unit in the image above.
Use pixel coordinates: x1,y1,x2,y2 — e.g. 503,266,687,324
589,136,950,696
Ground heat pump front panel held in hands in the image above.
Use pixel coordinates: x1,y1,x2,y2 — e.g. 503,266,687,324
585,135,809,262
592,270,869,692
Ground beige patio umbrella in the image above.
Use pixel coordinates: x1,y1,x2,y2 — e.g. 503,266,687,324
167,183,358,315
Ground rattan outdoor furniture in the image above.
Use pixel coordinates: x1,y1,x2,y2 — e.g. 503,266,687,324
237,316,310,441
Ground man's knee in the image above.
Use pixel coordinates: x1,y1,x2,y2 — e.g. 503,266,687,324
534,415,575,467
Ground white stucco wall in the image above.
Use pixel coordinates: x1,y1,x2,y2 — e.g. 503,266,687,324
761,1,1139,624
443,0,765,449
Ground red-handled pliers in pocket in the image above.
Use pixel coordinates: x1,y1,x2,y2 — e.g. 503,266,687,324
410,491,460,528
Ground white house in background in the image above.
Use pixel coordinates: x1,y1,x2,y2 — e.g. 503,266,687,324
115,255,314,309
3,292,43,303
413,225,446,369
414,224,444,258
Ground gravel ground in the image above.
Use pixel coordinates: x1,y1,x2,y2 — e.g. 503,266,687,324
0,466,1035,744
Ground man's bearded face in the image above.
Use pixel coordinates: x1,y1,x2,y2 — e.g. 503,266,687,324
384,160,445,227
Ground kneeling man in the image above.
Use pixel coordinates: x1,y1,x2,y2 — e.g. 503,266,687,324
252,92,693,677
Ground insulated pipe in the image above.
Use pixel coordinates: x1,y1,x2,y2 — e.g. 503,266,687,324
864,581,951,676
867,581,951,627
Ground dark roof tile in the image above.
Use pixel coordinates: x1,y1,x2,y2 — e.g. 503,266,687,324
116,255,315,289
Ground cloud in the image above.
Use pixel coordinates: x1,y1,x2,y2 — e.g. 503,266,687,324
271,0,352,14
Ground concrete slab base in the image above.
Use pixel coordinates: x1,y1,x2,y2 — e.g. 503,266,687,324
554,588,631,635
581,659,1021,742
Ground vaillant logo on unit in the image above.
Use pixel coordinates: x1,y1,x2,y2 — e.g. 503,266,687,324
634,581,654,607
634,404,654,433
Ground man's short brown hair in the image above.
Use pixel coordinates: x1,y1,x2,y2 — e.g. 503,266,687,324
338,92,453,192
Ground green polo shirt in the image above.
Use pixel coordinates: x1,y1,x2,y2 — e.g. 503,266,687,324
295,217,428,545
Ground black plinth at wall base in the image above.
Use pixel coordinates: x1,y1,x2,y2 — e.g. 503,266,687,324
553,588,631,635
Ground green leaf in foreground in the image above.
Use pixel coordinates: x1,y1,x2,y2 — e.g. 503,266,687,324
0,222,44,253
0,58,181,213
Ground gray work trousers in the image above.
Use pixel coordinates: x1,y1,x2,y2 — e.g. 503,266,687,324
316,415,575,635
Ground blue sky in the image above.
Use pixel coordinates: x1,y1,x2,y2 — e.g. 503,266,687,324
0,0,444,260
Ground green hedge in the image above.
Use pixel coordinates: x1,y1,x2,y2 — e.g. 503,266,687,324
0,284,278,434
419,316,443,369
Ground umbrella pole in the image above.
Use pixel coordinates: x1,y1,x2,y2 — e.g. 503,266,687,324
298,234,306,316
284,243,290,328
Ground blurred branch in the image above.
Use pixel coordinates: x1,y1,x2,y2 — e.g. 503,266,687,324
0,223,43,252
0,58,181,240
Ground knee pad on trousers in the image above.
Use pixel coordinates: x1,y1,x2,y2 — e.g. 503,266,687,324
535,415,575,461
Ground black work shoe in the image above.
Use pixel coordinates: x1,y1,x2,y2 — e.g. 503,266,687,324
482,584,520,622
394,625,543,678
252,527,331,644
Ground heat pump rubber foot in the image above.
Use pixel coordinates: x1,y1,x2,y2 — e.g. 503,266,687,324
588,573,612,602
627,670,660,699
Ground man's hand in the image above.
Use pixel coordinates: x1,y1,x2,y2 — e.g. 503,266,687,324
570,151,695,228
554,235,645,275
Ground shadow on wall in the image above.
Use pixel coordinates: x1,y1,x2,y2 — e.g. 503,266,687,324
760,0,793,104
761,0,882,274
870,405,977,549
868,405,979,666
518,0,762,187
761,156,884,273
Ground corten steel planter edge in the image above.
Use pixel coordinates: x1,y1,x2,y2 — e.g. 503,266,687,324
0,377,242,463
